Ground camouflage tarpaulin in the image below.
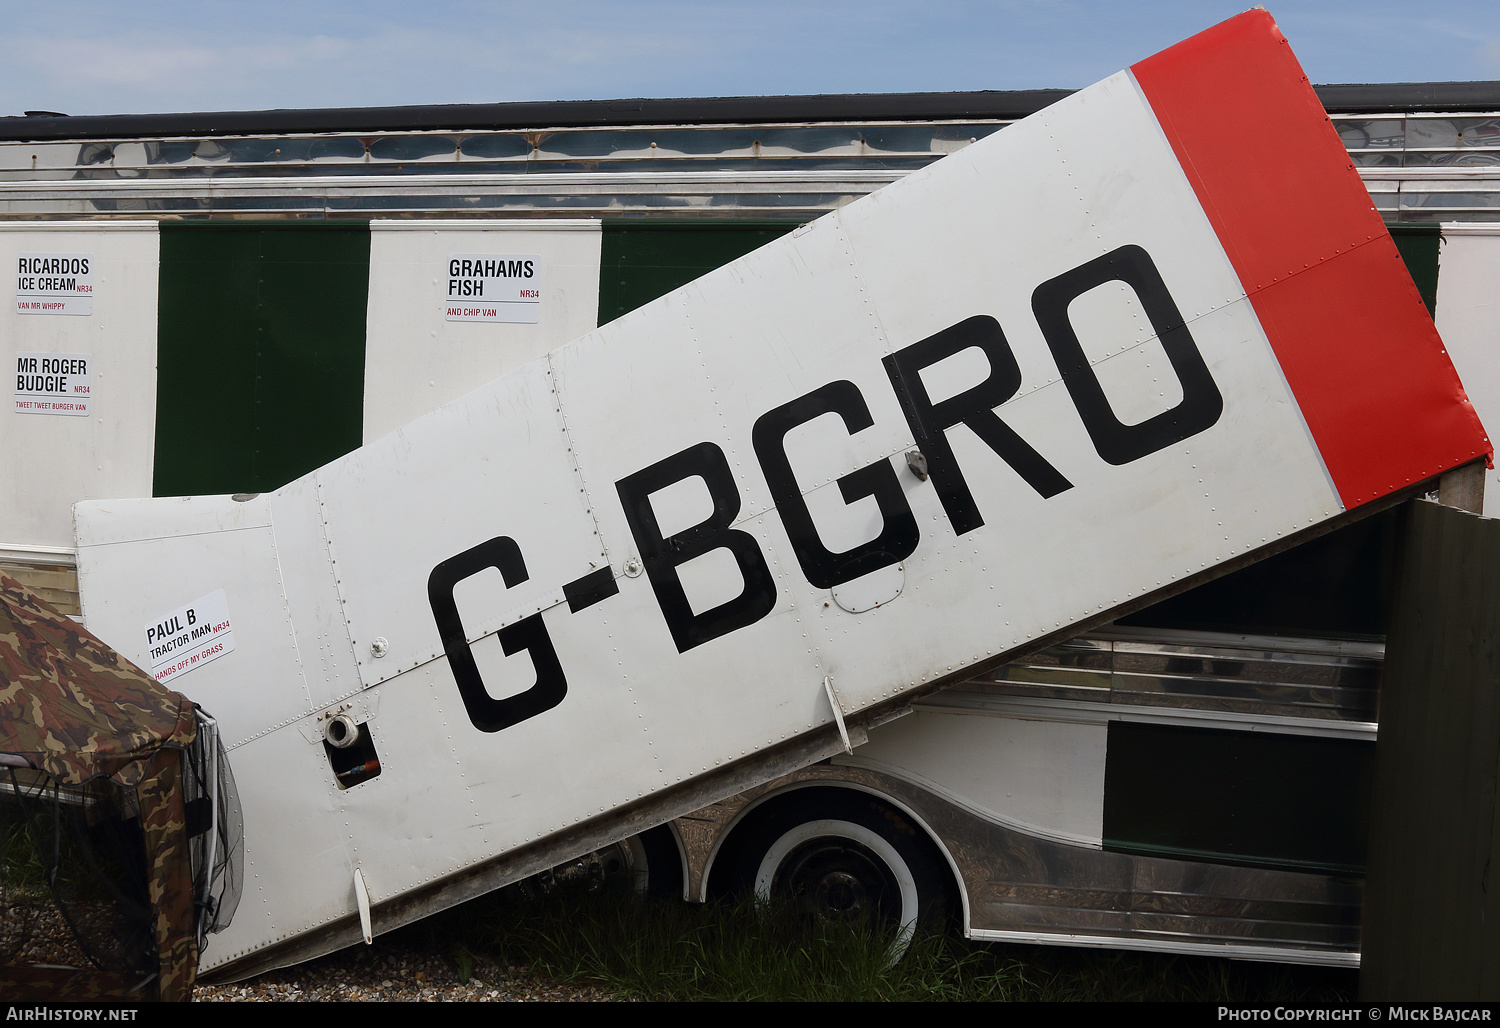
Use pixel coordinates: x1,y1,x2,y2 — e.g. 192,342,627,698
0,574,195,787
0,573,205,1001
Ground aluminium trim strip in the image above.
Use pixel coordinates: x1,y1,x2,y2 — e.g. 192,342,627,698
966,927,1359,966
914,692,1378,740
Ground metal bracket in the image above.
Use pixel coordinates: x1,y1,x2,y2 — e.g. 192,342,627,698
353,868,373,945
823,675,853,755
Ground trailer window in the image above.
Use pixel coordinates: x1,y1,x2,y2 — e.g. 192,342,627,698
154,221,370,497
597,221,801,325
1103,720,1374,875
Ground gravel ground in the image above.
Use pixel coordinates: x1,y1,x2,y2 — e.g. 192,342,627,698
193,940,620,1002
4,901,620,1002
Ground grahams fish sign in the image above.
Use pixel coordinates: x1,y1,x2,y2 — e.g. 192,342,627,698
74,10,1489,974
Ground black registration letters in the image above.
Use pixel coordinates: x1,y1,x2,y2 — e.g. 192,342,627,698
427,536,568,733
616,441,777,653
883,315,1073,536
1031,244,1223,465
752,380,918,588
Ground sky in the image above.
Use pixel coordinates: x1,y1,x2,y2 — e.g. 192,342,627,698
2,0,1499,118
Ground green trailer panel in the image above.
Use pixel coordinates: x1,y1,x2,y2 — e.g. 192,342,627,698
155,222,370,497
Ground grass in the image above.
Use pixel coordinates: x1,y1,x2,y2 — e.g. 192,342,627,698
406,880,1359,1003
2,816,51,901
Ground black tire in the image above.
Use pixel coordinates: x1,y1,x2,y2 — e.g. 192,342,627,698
504,824,684,901
712,788,954,960
633,823,686,900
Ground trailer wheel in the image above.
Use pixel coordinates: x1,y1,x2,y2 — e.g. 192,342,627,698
599,825,684,897
634,823,686,899
504,824,683,901
719,790,953,961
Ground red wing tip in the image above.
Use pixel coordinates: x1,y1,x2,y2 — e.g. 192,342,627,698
1130,8,1285,75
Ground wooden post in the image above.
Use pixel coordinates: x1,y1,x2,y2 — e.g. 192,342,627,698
1360,499,1500,999
1438,459,1486,514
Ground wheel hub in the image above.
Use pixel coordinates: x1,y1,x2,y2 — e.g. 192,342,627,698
778,840,898,927
814,869,868,917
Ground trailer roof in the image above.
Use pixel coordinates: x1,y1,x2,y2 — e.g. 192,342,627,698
3,81,1499,142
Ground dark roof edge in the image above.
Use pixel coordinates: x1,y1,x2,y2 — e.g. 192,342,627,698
4,82,1500,142
1315,81,1500,114
0,91,1077,142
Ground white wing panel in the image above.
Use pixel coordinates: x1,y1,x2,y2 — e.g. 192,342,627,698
312,357,607,689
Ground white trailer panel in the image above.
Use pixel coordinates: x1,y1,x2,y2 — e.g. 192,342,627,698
1435,224,1500,518
0,223,158,554
362,220,601,441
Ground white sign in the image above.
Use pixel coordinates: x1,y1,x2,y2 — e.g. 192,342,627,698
14,352,91,416
16,253,93,315
444,254,541,322
145,589,235,683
